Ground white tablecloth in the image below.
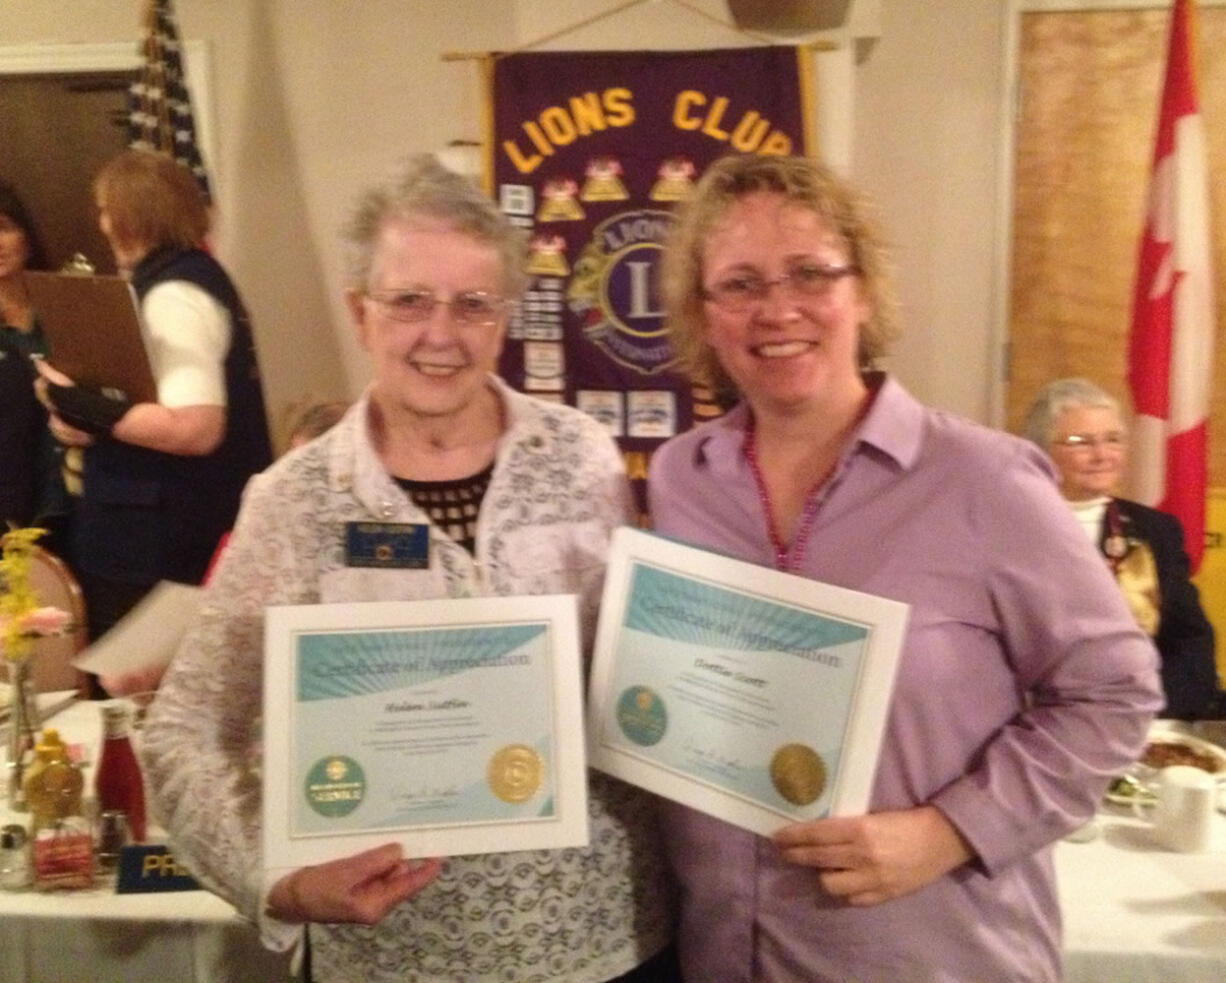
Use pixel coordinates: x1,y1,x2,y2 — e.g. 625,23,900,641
6,701,1225,982
1,700,292,983
1057,804,1226,983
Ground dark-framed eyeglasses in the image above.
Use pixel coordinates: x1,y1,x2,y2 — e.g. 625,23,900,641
701,263,861,312
365,288,508,325
1051,432,1126,452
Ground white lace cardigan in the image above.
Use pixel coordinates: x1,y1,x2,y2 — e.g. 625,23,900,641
141,379,674,983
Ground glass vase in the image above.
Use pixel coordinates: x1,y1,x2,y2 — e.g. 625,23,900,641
4,658,41,811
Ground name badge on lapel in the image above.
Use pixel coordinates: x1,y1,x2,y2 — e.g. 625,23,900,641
345,522,430,568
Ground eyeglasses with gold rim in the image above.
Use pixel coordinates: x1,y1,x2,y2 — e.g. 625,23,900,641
365,287,509,325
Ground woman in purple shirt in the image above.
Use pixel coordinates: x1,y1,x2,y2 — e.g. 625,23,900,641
649,154,1162,982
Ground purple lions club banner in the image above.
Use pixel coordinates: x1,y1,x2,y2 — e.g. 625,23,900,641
487,47,815,520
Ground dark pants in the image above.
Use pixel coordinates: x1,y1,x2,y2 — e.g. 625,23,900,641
610,944,683,983
302,938,681,982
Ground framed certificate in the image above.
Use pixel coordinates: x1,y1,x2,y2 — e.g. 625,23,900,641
263,595,589,871
588,528,908,837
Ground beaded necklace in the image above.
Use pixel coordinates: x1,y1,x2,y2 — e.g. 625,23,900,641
742,416,826,572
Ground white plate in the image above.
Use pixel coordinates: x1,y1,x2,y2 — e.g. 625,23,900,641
1138,728,1226,778
1104,726,1226,808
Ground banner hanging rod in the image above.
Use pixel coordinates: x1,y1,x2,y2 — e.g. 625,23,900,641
441,0,846,62
442,38,838,62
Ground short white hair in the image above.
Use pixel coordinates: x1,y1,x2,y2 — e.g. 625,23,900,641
343,154,527,298
1022,378,1123,447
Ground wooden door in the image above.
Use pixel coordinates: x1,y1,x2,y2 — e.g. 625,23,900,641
0,71,134,274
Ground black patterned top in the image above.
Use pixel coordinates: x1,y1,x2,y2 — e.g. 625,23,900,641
394,464,493,555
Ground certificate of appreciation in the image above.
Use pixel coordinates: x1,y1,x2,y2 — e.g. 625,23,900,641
263,595,589,871
588,528,908,837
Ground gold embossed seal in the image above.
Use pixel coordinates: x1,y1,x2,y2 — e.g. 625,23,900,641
487,744,544,803
770,743,826,806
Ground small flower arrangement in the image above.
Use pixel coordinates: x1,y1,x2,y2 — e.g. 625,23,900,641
1,526,73,664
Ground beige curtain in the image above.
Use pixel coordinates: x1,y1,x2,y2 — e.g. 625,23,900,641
1008,7,1226,490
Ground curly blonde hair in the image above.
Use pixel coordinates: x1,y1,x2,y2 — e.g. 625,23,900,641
661,154,900,394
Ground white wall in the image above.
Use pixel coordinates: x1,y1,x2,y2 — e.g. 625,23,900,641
854,2,1008,422
0,0,1010,425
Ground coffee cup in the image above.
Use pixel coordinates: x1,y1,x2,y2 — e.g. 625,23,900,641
1152,765,1215,853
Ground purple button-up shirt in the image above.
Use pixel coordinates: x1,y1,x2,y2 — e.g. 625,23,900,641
648,376,1162,983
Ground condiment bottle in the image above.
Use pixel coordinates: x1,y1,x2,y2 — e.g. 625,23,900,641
22,729,83,831
95,704,147,843
23,728,93,890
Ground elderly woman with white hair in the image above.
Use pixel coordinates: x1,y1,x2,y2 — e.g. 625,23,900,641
1024,377,1219,720
142,155,677,983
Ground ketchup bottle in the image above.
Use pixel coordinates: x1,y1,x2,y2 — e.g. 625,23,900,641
94,704,147,843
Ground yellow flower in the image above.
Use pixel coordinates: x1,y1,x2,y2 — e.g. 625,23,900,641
1,526,71,664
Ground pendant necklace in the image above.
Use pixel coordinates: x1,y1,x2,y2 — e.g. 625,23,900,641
1102,499,1130,572
742,417,826,573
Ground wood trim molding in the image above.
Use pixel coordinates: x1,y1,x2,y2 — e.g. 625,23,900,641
0,41,218,193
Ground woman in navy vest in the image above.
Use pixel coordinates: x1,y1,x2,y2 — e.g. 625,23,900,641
36,150,272,676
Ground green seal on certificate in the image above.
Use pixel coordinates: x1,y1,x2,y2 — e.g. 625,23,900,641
304,756,366,817
770,744,826,806
488,744,545,803
616,685,667,746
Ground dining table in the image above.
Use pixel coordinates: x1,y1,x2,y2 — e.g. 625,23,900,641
3,698,1225,982
1,697,292,983
1056,781,1226,983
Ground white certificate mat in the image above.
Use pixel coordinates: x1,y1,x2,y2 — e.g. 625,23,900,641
263,595,589,871
588,527,908,837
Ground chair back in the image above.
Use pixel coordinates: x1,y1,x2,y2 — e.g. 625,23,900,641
25,546,89,697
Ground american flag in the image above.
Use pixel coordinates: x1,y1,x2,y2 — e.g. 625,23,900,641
127,0,212,202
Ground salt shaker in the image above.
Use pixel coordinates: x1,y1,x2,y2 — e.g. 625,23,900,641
0,823,30,890
96,810,131,872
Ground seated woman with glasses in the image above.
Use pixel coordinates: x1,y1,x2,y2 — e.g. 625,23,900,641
1024,377,1219,719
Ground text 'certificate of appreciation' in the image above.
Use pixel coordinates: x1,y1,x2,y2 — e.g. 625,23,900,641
263,595,588,871
588,528,908,837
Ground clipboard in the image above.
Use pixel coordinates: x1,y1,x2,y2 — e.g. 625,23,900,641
25,270,158,404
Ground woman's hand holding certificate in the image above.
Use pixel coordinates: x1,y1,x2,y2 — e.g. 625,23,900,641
772,805,974,906
266,844,442,925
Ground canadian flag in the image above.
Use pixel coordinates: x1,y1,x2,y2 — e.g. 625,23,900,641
1128,0,1216,572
